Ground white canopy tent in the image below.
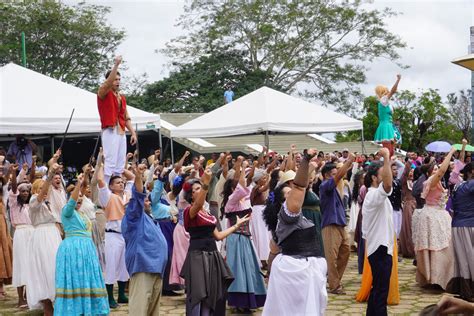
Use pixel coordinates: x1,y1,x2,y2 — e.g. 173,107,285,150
0,63,160,135
170,87,362,143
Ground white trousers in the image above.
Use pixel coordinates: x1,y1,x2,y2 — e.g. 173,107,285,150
102,127,126,178
104,232,129,284
393,209,402,239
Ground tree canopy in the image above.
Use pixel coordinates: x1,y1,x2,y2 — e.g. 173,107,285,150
162,0,406,113
137,51,280,113
0,1,125,90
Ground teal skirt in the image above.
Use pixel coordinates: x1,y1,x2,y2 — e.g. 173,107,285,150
55,236,109,315
374,121,396,142
226,233,266,308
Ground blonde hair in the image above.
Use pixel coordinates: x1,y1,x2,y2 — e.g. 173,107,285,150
31,179,45,195
375,85,389,100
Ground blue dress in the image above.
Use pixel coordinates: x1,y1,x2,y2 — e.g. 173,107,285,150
54,199,109,315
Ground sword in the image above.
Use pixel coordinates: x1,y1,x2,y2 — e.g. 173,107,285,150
59,108,75,150
133,123,139,165
88,132,101,166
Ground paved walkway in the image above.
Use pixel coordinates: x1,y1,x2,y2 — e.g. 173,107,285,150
0,253,447,315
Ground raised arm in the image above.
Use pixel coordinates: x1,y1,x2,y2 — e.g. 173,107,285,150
81,164,92,196
334,153,355,184
38,165,57,202
29,155,36,183
48,149,61,168
222,153,231,179
387,74,401,99
174,151,190,173
63,174,84,219
380,148,393,193
97,55,121,99
246,160,257,187
188,169,212,219
286,149,316,213
91,148,103,188
10,164,19,194
430,147,456,189
134,163,146,193
459,138,468,163
96,157,106,189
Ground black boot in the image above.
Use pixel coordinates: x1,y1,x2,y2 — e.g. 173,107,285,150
106,284,118,309
117,281,128,304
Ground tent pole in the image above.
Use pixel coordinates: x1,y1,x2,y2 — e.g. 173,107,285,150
170,137,175,165
51,136,55,156
361,126,366,154
264,131,269,149
158,129,163,150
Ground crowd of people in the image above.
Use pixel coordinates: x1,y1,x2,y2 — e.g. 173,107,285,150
0,140,473,315
0,58,472,316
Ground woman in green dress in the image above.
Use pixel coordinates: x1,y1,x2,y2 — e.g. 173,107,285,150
374,74,402,156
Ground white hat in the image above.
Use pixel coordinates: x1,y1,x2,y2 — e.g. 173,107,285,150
276,170,296,187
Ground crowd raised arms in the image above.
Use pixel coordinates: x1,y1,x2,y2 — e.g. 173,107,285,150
0,58,472,315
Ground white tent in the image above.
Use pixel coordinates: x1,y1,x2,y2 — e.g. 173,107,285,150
170,86,362,138
0,63,160,135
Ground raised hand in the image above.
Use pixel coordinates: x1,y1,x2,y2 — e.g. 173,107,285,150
114,55,123,66
201,168,212,185
378,148,390,159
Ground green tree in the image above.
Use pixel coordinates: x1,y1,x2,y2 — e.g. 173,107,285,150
446,90,472,141
0,2,125,90
138,51,280,113
163,1,406,114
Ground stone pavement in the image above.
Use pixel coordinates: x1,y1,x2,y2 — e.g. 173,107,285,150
0,253,448,315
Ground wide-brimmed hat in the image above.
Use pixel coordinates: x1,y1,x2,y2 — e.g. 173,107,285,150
276,170,296,187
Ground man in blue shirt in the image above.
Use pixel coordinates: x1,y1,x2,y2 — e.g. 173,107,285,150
122,163,168,315
319,153,354,294
448,161,474,301
224,86,234,104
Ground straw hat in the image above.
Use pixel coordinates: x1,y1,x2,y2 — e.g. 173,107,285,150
276,170,296,187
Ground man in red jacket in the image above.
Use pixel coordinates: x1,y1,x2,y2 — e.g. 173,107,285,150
97,55,137,185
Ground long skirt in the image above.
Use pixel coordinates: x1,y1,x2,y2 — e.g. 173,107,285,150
399,200,416,258
180,248,234,315
226,233,266,309
355,238,400,305
54,236,109,315
91,219,105,271
158,220,183,291
12,225,34,287
0,212,12,283
412,205,453,289
447,227,474,300
27,223,62,309
104,232,129,284
169,223,189,286
263,255,327,316
250,205,271,262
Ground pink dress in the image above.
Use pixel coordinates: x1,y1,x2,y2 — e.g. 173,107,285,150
169,191,190,286
411,176,453,289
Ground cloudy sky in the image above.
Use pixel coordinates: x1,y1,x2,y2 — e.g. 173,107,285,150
83,0,474,100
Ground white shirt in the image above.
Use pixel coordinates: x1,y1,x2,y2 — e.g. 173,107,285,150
362,183,394,257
